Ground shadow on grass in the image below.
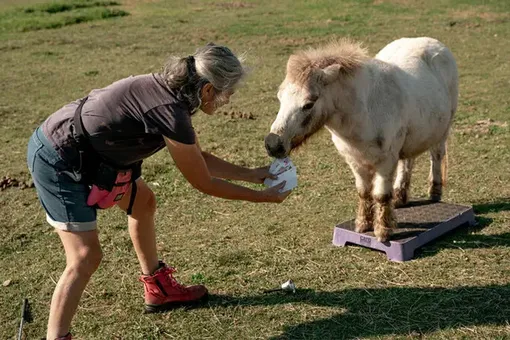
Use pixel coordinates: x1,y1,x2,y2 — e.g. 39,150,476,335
205,284,510,339
412,215,507,259
472,198,510,215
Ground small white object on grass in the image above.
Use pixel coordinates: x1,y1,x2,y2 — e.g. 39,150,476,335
263,279,296,294
280,279,296,293
264,157,297,192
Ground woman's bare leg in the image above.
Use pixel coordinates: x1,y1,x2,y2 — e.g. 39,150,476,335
47,230,102,339
118,178,159,275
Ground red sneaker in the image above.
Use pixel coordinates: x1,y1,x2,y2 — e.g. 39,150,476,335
139,262,208,313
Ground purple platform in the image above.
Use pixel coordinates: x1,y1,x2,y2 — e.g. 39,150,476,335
332,201,476,262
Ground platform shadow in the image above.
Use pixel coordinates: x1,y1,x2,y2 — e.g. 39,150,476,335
413,197,510,257
472,198,510,214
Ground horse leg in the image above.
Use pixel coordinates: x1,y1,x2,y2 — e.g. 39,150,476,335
429,140,447,202
349,162,375,233
373,158,398,242
393,158,415,208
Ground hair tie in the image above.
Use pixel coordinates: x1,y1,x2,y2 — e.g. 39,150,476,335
185,55,196,77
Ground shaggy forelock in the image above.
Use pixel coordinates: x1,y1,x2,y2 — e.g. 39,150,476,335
286,39,369,85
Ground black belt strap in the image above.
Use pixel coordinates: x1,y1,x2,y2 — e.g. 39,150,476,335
73,97,90,173
73,96,137,215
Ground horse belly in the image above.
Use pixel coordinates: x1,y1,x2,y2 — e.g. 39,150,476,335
399,117,450,159
398,77,453,158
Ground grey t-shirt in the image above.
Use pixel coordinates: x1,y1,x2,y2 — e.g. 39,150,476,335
42,73,195,167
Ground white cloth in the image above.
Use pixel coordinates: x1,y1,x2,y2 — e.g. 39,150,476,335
264,157,298,192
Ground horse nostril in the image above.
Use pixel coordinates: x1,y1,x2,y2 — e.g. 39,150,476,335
264,133,285,157
265,133,278,148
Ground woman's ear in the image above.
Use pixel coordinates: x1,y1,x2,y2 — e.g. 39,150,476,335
200,83,215,103
199,83,218,114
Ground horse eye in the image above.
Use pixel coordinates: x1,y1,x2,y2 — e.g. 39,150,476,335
302,102,315,110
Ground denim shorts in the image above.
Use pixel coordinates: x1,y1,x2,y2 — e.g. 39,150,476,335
27,127,97,231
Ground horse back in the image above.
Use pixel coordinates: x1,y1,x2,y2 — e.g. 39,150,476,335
376,37,458,113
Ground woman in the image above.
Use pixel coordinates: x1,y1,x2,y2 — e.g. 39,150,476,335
27,44,290,340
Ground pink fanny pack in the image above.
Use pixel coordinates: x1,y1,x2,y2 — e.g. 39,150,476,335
86,169,132,209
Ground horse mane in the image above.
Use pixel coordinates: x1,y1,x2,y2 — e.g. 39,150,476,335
286,39,369,85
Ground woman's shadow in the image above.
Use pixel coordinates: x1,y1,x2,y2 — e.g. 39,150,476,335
197,199,510,338
202,283,510,339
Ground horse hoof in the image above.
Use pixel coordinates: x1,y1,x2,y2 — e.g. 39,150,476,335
394,198,406,208
429,194,441,202
374,226,393,242
355,219,373,233
394,189,408,208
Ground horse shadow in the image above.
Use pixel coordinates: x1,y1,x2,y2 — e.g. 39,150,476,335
472,198,510,214
203,283,510,339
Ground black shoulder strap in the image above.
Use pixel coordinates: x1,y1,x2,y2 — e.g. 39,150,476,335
73,97,92,173
73,96,90,146
73,96,131,170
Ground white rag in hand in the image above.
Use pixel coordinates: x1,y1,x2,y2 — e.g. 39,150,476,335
264,157,298,192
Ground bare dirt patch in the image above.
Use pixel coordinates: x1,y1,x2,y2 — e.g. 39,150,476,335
0,176,34,191
447,7,510,28
218,110,255,120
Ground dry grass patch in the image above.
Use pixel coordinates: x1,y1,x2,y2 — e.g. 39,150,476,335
373,0,423,5
450,7,510,22
457,119,508,135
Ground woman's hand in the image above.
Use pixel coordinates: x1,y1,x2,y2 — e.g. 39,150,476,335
259,181,291,203
245,166,277,184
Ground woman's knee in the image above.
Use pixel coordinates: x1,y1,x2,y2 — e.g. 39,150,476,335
118,179,156,216
132,180,157,216
145,189,157,214
67,248,103,276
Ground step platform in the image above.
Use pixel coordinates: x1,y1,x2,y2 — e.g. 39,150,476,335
332,200,476,262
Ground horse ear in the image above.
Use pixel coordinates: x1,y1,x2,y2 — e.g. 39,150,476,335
319,64,342,85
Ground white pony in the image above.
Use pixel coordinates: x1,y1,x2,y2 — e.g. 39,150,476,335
265,37,458,242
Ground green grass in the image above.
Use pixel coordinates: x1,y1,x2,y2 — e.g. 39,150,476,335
1,0,509,339
0,0,127,32
23,1,121,14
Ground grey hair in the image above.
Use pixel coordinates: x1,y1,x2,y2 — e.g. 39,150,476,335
160,43,246,114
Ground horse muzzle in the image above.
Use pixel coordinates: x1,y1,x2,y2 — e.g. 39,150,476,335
265,133,288,158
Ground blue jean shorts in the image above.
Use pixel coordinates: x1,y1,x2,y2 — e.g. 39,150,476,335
27,127,97,231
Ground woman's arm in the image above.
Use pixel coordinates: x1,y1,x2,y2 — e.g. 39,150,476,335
164,137,289,203
194,136,275,184
202,152,274,184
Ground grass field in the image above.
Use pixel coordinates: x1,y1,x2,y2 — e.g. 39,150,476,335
1,0,509,339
